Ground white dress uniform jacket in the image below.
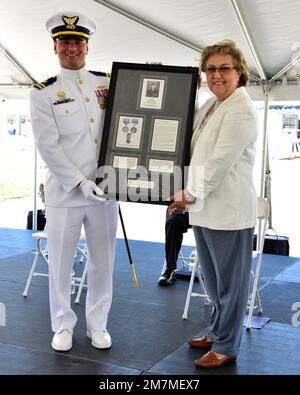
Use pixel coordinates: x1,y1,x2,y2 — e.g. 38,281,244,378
30,67,118,334
30,67,108,207
187,87,258,230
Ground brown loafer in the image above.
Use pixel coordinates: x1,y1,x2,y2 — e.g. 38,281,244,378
187,335,214,349
194,351,236,368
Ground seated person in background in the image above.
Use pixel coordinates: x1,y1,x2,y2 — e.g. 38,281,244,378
157,209,190,286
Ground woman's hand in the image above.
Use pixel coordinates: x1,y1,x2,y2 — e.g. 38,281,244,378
168,190,195,215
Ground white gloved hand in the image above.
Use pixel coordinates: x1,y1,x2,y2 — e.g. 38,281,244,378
79,179,106,202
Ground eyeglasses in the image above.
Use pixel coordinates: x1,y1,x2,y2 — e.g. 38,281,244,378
56,39,87,47
204,66,237,75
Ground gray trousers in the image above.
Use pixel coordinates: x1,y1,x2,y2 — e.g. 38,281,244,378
193,226,254,356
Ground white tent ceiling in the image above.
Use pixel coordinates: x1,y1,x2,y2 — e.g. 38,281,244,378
1,0,300,100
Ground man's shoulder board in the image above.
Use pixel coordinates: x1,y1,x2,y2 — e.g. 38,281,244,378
33,76,57,90
89,70,111,77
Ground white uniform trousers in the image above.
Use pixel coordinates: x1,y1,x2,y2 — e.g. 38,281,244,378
46,202,118,332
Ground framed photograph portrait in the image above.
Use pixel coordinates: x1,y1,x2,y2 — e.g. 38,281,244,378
139,78,166,110
97,62,198,204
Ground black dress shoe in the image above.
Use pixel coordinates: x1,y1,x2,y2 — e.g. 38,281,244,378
157,269,176,286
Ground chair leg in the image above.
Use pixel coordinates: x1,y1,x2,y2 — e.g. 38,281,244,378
23,238,43,297
256,287,263,314
246,217,268,329
23,252,39,297
74,263,87,304
24,236,88,301
246,252,264,329
197,268,210,305
79,242,87,263
179,249,196,270
75,248,88,304
182,255,199,320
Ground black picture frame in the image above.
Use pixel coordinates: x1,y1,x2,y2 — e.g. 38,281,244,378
96,62,198,204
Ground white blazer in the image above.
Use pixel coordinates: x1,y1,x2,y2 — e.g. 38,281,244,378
30,67,109,207
187,87,258,230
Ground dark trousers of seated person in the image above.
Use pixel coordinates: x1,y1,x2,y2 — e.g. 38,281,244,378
165,210,190,272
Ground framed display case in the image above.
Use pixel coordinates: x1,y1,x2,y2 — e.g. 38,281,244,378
96,62,198,204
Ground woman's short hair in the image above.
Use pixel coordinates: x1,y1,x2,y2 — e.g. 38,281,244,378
200,39,249,87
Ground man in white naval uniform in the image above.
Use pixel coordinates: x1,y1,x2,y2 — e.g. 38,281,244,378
30,11,118,352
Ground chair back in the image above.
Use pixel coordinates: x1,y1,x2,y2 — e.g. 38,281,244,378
257,197,270,220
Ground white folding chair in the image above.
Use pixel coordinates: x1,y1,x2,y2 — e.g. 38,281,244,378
74,241,88,304
182,249,211,320
246,197,270,329
160,248,197,275
23,231,88,304
182,197,269,323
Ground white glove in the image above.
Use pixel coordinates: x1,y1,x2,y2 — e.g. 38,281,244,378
79,179,106,202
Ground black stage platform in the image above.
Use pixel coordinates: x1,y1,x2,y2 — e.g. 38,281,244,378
0,228,300,376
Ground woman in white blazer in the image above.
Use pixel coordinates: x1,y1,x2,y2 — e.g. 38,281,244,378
169,40,259,368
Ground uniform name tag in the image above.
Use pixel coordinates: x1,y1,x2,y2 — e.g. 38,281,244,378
53,98,75,105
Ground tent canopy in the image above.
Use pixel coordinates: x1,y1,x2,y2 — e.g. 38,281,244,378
1,0,300,100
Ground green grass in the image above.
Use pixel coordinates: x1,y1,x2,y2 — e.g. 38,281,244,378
0,137,46,202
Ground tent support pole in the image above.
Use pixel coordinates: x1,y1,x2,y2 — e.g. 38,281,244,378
94,0,201,53
94,0,260,81
0,44,35,84
260,85,271,199
269,53,300,83
33,146,37,230
230,0,266,80
257,84,271,248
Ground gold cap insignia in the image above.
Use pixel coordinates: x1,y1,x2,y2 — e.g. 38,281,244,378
62,16,79,30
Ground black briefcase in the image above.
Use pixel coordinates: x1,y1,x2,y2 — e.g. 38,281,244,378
26,210,46,231
253,234,289,256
